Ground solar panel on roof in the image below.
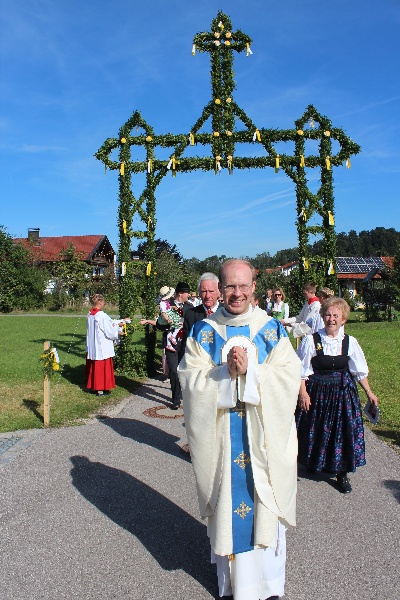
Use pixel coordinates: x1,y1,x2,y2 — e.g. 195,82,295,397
336,257,386,274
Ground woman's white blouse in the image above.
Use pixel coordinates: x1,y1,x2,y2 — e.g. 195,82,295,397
271,301,289,320
297,328,369,381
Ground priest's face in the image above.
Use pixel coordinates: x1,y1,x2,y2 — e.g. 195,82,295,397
219,262,256,315
199,279,219,309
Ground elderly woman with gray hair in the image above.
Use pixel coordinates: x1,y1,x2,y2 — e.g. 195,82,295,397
296,297,379,494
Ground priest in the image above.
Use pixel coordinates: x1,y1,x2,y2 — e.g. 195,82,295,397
178,259,301,600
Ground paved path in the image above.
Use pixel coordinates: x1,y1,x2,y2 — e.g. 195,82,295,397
0,376,399,600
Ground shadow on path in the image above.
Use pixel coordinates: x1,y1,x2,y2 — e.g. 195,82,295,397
383,479,400,503
297,463,338,491
100,417,191,462
70,456,215,595
135,382,172,405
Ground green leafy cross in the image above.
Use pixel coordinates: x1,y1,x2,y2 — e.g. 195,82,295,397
95,11,360,373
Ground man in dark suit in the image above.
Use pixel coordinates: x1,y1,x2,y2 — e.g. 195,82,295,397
164,281,192,409
180,272,220,359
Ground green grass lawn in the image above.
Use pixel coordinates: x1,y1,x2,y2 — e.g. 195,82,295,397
0,315,399,452
0,315,146,432
345,319,400,450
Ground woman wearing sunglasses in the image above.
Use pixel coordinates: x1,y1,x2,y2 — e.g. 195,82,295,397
270,287,289,322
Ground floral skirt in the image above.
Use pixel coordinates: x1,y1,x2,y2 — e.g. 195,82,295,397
296,371,366,473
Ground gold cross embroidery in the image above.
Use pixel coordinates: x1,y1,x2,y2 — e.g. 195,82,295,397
234,452,251,470
234,501,252,519
232,401,245,418
264,329,278,342
201,330,214,344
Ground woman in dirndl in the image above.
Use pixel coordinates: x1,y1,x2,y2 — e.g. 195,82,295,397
296,297,379,493
270,287,290,322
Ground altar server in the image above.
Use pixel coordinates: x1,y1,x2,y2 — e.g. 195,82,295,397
86,294,127,396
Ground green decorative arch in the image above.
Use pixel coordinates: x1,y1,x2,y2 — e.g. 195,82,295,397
95,11,360,373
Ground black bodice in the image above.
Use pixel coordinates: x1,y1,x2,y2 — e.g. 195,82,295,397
311,332,350,374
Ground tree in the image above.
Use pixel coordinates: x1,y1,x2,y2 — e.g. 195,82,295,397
196,255,225,276
273,248,298,266
183,257,202,276
50,244,90,309
0,226,47,312
248,252,274,270
390,243,400,310
135,238,183,263
326,227,400,258
88,264,119,306
154,250,198,296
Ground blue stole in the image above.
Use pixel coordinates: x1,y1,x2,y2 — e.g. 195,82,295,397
191,316,285,554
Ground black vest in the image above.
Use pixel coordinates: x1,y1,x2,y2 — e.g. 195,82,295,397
311,332,350,374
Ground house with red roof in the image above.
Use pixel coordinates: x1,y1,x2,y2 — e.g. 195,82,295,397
14,229,116,277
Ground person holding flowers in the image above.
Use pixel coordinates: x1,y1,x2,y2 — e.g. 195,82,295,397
86,294,128,397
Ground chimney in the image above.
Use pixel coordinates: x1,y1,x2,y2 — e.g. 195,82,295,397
28,228,40,242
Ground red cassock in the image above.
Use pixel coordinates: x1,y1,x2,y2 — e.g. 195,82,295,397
86,308,121,392
86,357,116,391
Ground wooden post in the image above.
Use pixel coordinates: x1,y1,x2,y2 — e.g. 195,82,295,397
43,340,51,427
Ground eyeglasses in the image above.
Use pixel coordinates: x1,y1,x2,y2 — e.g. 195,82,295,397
274,293,282,297
223,284,252,293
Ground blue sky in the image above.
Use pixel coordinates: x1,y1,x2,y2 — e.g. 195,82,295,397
1,0,399,260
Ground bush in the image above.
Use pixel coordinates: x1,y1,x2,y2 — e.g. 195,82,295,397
0,226,47,312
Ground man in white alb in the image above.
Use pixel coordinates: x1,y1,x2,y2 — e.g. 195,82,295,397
178,259,301,600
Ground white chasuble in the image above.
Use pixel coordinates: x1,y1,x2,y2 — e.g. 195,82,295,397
178,306,301,557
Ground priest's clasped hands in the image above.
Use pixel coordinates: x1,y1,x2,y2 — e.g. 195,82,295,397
227,346,248,377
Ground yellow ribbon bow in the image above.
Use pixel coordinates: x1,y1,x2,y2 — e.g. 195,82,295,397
167,155,180,177
303,258,309,270
148,216,152,230
300,208,307,222
328,211,335,226
328,261,335,275
300,154,305,167
275,155,280,172
122,220,127,234
346,158,351,169
146,262,152,276
253,129,261,142
189,132,195,146
120,162,125,176
325,156,331,170
227,155,233,172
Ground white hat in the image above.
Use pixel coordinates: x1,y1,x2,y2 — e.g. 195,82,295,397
159,286,175,300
